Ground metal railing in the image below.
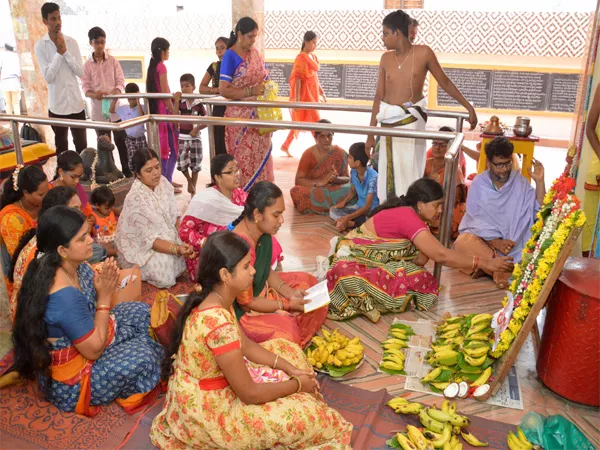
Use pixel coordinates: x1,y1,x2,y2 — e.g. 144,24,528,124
0,99,466,282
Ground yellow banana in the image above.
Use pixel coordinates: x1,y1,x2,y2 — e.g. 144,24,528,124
333,357,343,367
430,423,452,449
507,432,527,450
461,429,488,447
327,354,334,365
307,357,316,366
454,444,462,450
471,313,493,325
319,348,330,364
431,343,454,353
442,442,452,450
471,367,492,387
452,425,461,435
440,329,461,339
517,427,533,449
326,343,335,353
438,322,461,332
441,400,450,413
430,382,450,390
322,328,332,342
449,435,460,450
380,361,404,371
348,336,360,345
395,402,423,415
449,402,457,415
463,346,489,358
448,414,470,428
423,430,442,441
383,338,409,346
421,367,442,384
467,332,491,341
418,409,445,434
406,424,428,450
464,353,487,367
464,340,490,349
384,342,408,350
427,408,455,423
315,362,322,369
387,396,409,408
396,433,418,450
336,349,348,360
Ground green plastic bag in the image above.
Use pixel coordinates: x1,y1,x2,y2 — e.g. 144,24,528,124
520,412,595,450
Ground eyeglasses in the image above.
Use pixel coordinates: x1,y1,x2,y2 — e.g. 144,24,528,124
490,161,512,170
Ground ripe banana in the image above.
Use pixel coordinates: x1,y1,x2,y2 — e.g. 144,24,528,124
322,328,332,342
380,361,405,372
448,402,457,415
441,400,450,413
431,343,455,353
464,353,487,367
427,408,455,423
438,322,461,332
507,432,528,450
431,382,450,390
396,432,418,450
471,367,492,387
406,424,428,450
387,396,409,408
517,427,533,449
471,313,493,325
447,414,470,428
467,332,491,341
464,340,491,349
349,336,360,345
466,322,488,336
395,402,423,415
421,367,442,384
462,346,489,358
461,429,488,447
440,329,461,339
419,409,445,434
430,423,452,449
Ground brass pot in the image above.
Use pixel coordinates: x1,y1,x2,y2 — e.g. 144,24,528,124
513,124,532,137
515,116,530,127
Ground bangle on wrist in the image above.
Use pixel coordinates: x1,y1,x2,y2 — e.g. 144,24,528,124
290,375,302,393
277,299,283,310
277,280,286,291
282,298,290,312
96,306,111,312
273,354,279,370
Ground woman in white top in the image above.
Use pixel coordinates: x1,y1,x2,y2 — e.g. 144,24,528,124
115,149,197,288
0,44,21,115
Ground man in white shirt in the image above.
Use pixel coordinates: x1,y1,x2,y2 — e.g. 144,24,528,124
34,2,87,154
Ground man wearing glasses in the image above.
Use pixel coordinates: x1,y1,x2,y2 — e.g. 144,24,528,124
81,27,131,177
34,2,87,155
454,136,546,289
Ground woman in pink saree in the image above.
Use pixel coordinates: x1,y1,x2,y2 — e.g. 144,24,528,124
219,17,274,191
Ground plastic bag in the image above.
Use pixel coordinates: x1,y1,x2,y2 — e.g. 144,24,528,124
101,98,111,120
256,80,283,135
520,412,595,450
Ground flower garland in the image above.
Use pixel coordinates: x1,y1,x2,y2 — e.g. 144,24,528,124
491,174,586,358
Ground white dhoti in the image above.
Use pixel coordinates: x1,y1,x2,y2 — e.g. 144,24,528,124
376,98,428,202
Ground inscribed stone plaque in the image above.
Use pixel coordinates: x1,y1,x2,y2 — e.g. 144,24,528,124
437,68,492,108
548,73,580,113
344,64,379,100
118,59,144,81
319,64,344,99
265,62,293,98
491,71,549,111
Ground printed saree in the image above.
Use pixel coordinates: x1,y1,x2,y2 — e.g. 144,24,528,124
327,225,438,323
234,233,326,348
224,48,274,190
290,145,351,214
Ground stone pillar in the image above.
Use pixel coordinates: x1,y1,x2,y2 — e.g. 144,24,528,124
232,0,264,54
8,0,52,144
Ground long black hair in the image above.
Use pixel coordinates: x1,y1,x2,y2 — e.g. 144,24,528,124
162,230,250,379
231,181,283,227
368,177,444,218
208,154,235,187
227,17,258,49
132,148,160,176
8,186,77,283
301,30,317,51
54,150,83,180
13,206,87,382
146,37,170,114
0,165,47,210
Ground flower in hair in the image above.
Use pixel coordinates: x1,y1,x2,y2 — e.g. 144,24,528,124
12,164,24,191
36,250,45,259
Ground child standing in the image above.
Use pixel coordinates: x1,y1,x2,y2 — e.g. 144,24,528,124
146,37,181,190
90,185,119,256
330,142,379,231
178,74,206,196
110,83,148,173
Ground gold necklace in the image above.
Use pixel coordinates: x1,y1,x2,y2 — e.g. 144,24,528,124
62,266,81,290
394,47,412,71
214,291,224,305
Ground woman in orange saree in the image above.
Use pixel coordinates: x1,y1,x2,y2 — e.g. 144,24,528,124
219,17,274,191
281,31,325,156
231,181,327,347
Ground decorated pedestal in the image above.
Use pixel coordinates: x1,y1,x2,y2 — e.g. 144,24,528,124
536,257,600,406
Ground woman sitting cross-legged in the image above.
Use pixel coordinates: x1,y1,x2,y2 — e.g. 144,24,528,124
327,178,514,322
150,231,352,449
115,149,197,288
232,181,327,347
290,119,351,214
12,206,164,416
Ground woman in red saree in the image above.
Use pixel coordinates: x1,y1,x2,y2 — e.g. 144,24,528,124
219,17,274,191
232,181,327,347
281,31,326,156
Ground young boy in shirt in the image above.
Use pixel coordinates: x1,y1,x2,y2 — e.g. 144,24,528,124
110,82,147,173
177,73,206,195
330,142,380,231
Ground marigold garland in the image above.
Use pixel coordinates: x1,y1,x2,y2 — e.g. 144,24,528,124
491,174,586,358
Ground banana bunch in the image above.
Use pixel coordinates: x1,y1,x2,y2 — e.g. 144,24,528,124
507,427,534,450
379,323,414,374
421,314,496,393
387,398,488,449
306,328,364,370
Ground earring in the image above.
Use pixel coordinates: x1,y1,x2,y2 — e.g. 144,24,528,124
255,219,259,224
60,176,64,181
194,284,203,293
61,254,67,261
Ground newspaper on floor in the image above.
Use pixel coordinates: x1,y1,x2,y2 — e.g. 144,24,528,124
384,319,524,410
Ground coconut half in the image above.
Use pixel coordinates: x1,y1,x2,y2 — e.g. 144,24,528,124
457,381,469,398
472,383,490,401
443,382,460,399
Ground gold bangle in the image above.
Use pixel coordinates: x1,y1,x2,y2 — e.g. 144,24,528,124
277,280,286,291
273,354,279,370
290,375,301,393
277,299,283,310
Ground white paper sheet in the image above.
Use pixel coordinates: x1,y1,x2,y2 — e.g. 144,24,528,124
303,280,331,313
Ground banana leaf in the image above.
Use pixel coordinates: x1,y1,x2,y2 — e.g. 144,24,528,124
457,353,484,373
459,372,481,382
481,357,496,370
434,369,455,382
386,434,403,449
325,360,361,378
429,384,444,394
